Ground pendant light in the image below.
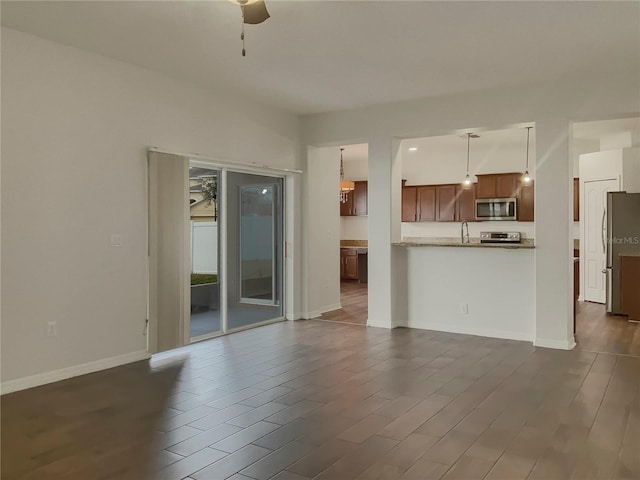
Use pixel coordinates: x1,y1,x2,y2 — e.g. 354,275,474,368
463,133,478,186
339,148,354,203
523,126,532,184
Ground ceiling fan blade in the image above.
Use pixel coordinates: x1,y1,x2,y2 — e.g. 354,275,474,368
242,0,270,24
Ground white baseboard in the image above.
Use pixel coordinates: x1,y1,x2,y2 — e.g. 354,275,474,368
534,336,576,350
405,321,533,343
366,319,396,329
1,350,151,395
304,303,342,319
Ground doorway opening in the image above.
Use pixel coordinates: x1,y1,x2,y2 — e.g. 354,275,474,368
320,143,369,325
572,117,640,356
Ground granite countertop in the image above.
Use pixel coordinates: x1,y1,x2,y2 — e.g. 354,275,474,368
393,237,535,249
340,240,368,247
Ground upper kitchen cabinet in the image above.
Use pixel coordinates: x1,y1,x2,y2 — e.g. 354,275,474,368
456,184,476,222
496,173,520,198
340,181,368,216
353,181,368,216
517,181,535,221
477,173,521,199
402,186,418,222
417,186,436,221
435,184,457,222
340,191,354,216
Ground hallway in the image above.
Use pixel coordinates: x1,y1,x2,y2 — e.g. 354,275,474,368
575,301,640,356
318,281,368,325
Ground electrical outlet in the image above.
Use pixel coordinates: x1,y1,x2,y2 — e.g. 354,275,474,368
459,303,469,315
46,321,57,337
110,234,122,247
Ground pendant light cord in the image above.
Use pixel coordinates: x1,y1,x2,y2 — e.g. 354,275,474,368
466,133,471,175
525,127,531,171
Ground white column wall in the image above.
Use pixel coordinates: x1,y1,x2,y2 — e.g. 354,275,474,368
534,118,574,348
302,146,341,318
367,137,401,328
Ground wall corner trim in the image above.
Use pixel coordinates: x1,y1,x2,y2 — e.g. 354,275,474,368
534,337,576,350
1,350,151,395
303,303,342,319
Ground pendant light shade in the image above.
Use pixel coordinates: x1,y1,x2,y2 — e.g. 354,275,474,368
463,133,477,187
523,127,532,184
339,148,354,203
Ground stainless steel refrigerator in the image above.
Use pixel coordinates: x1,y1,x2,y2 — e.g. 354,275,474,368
606,192,640,314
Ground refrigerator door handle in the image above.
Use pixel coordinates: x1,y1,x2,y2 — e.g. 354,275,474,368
601,208,606,254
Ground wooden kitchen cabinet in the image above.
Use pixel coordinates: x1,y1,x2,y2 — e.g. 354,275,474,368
476,173,521,199
340,191,354,216
417,186,436,221
456,184,476,222
573,178,580,221
517,181,535,222
496,173,519,198
620,255,640,321
402,186,418,222
353,181,368,216
436,184,457,222
340,248,358,280
340,181,367,216
476,174,497,199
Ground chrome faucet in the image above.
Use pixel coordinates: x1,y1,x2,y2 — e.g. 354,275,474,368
461,221,470,244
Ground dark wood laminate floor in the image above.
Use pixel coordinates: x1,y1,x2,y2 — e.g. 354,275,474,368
3,321,640,480
575,300,640,356
318,281,368,325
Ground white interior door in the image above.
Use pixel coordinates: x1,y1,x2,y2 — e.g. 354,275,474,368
583,178,618,303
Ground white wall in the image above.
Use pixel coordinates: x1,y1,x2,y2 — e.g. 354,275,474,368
1,28,300,388
341,217,368,241
402,247,535,342
302,69,640,350
401,131,536,185
303,146,341,317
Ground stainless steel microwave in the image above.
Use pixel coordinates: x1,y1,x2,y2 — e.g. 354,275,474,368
475,198,517,221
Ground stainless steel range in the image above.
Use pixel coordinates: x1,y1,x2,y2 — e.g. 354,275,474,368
480,232,521,244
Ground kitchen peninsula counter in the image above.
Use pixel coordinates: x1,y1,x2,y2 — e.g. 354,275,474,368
393,237,535,249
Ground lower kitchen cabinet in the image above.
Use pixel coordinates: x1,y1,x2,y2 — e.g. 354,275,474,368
340,248,359,280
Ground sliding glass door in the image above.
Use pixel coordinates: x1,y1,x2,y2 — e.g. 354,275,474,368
149,154,287,353
226,172,284,330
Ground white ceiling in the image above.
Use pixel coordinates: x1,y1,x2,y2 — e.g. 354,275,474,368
2,1,639,115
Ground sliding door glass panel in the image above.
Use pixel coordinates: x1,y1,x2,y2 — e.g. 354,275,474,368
189,164,221,339
227,172,283,330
